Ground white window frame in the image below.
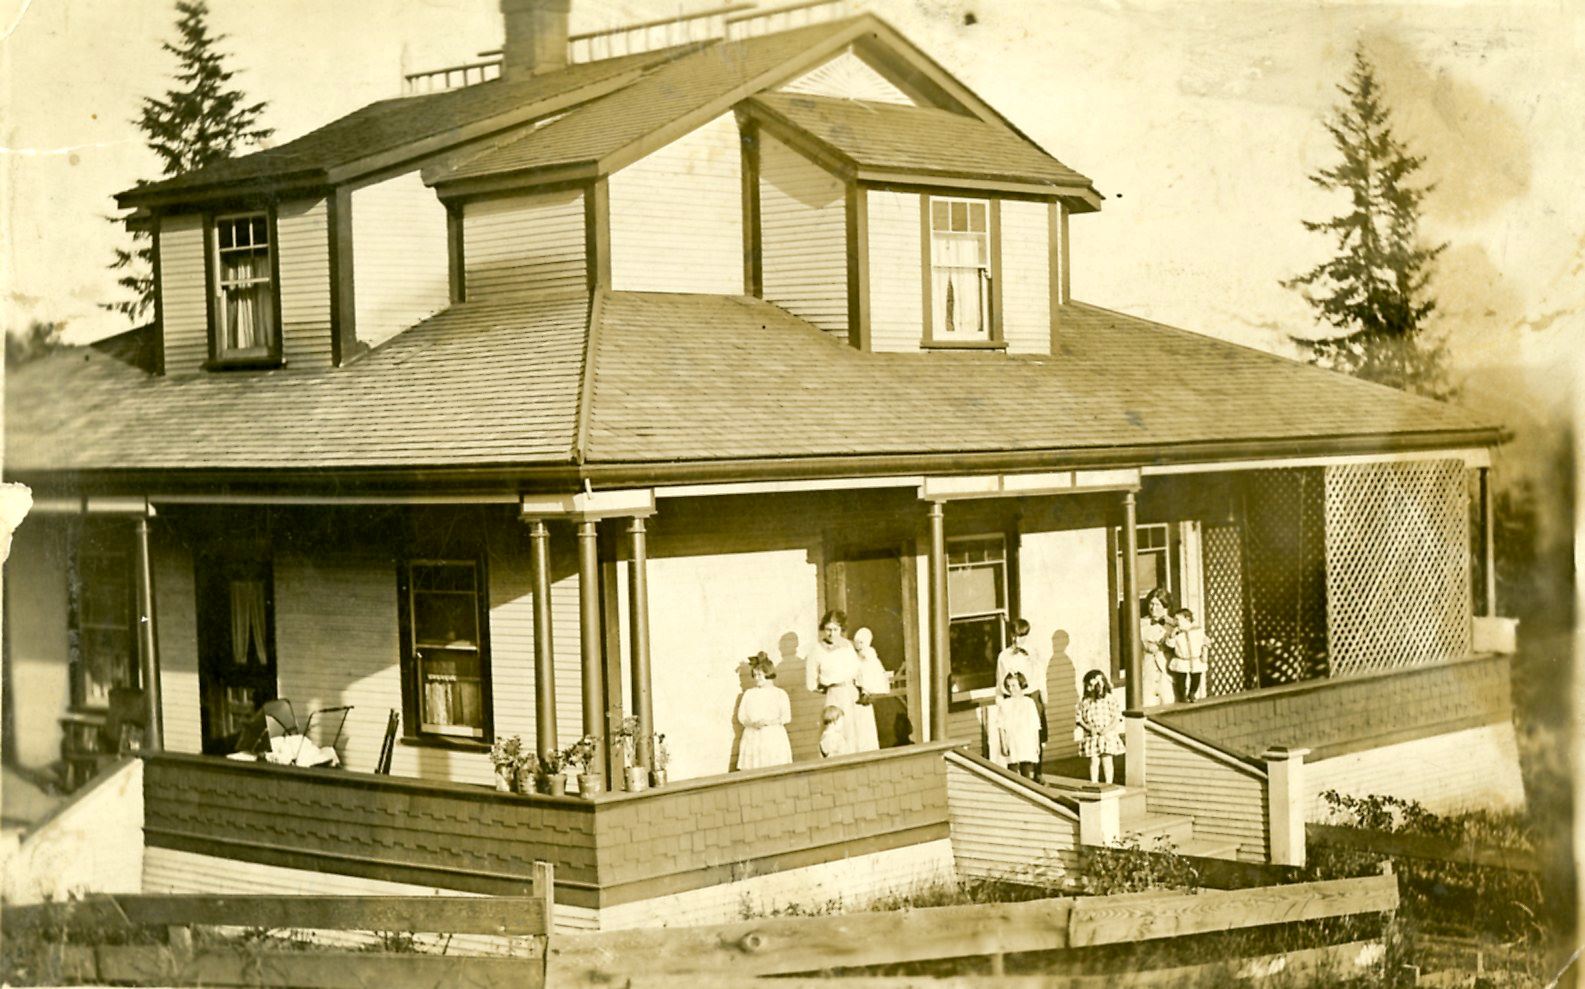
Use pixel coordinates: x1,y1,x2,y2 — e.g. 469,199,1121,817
405,558,490,740
210,211,278,363
928,196,993,342
946,533,1010,701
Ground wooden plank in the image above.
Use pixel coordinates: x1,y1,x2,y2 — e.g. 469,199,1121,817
1067,873,1398,947
620,939,1385,987
57,945,542,989
5,894,549,936
1307,823,1538,872
545,897,1075,982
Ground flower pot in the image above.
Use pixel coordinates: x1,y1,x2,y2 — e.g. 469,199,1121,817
623,766,648,792
544,774,567,797
513,771,535,795
494,768,513,792
577,772,604,797
650,768,668,788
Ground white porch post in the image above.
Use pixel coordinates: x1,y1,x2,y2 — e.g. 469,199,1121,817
576,519,606,789
1263,746,1310,867
133,515,163,752
926,500,949,743
1121,490,1145,788
527,519,558,761
626,516,654,772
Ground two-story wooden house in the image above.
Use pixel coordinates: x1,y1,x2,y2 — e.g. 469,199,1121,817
4,0,1522,928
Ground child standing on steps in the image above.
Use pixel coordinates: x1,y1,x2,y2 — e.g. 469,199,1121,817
1165,607,1209,703
1076,669,1125,784
996,672,1042,780
819,705,850,758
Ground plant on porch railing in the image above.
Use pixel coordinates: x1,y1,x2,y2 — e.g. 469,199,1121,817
613,717,646,792
652,732,670,787
489,735,527,793
563,735,603,797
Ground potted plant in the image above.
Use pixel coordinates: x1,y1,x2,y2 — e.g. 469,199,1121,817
567,735,603,797
489,735,525,792
514,751,540,795
615,717,647,792
650,732,670,788
538,747,567,796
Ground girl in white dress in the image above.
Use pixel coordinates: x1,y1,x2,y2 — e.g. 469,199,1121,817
849,627,890,753
996,672,1042,779
805,609,862,752
736,652,792,770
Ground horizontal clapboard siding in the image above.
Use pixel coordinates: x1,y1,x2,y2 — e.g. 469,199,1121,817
609,112,743,295
759,133,848,340
464,189,586,298
866,190,923,352
946,755,1079,882
158,214,209,374
999,199,1052,355
1144,724,1269,863
276,197,335,369
351,171,450,350
779,49,916,106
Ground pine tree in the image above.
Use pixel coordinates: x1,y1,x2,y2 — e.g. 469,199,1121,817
106,1,273,323
1284,48,1452,399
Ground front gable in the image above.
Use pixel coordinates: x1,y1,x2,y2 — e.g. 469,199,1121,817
778,48,917,106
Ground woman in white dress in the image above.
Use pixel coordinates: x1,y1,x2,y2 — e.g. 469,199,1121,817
1140,590,1172,707
849,627,890,753
736,652,792,770
805,609,862,752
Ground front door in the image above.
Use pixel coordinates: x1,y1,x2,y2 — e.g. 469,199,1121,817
826,543,917,747
196,552,277,754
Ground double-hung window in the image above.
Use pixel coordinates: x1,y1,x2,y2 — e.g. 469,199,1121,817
946,535,1010,698
929,197,992,341
401,559,491,741
211,212,278,363
67,522,139,709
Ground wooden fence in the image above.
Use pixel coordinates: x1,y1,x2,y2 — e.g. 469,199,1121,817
1306,823,1538,873
3,870,1399,988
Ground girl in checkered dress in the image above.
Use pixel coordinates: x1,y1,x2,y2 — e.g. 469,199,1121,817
1075,669,1124,784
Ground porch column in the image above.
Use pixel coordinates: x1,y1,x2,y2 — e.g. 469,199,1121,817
133,516,164,752
1480,466,1497,617
627,516,654,771
927,500,949,742
528,519,558,760
577,519,606,783
1121,491,1144,788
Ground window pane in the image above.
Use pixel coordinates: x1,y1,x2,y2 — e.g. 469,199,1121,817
413,562,476,593
948,563,1003,617
969,202,987,232
419,648,484,733
413,590,478,647
218,222,235,249
949,614,1004,694
932,200,949,228
251,216,268,245
951,201,968,230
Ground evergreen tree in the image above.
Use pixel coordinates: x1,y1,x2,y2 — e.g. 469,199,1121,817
106,1,272,323
5,321,65,367
1284,48,1452,399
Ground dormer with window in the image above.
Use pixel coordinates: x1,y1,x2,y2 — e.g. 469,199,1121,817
209,212,280,366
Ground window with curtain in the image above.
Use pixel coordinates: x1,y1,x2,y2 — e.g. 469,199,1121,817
930,198,991,340
213,213,276,360
405,560,488,739
947,535,1009,697
67,524,139,709
1114,523,1173,603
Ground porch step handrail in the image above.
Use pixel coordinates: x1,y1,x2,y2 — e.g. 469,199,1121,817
1143,716,1267,780
944,748,1080,820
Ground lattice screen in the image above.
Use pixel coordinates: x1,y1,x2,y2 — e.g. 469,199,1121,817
1325,460,1471,676
1202,522,1248,696
1243,469,1328,686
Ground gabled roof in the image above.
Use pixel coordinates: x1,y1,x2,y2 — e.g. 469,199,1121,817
6,290,1500,485
581,295,1499,465
433,17,867,188
748,92,1096,199
114,47,685,208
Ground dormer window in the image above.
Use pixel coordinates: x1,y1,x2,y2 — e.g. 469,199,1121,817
929,197,992,342
209,212,280,366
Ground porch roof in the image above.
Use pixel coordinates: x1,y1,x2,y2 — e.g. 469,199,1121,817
5,289,1501,485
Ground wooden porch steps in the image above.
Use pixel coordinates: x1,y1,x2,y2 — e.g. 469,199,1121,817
1111,785,1242,862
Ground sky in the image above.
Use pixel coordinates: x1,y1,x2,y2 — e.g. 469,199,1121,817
2,0,1580,453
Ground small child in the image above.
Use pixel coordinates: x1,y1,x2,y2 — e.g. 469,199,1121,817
996,672,1042,779
1075,669,1125,784
1165,607,1209,703
819,705,850,758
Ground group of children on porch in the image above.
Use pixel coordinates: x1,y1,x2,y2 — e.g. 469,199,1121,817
732,594,1207,786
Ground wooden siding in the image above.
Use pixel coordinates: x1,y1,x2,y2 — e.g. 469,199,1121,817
1304,722,1525,819
866,190,923,352
1144,725,1269,863
779,49,916,106
158,214,208,374
609,112,743,295
276,197,335,369
5,759,144,904
5,518,71,769
463,189,586,298
945,756,1079,882
154,533,202,756
350,170,450,350
759,132,848,340
999,199,1052,355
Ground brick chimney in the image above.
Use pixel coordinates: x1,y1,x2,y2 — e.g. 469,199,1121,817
499,0,571,78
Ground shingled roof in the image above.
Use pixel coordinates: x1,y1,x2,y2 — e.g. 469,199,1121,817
6,289,1500,482
748,92,1095,193
436,18,864,185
